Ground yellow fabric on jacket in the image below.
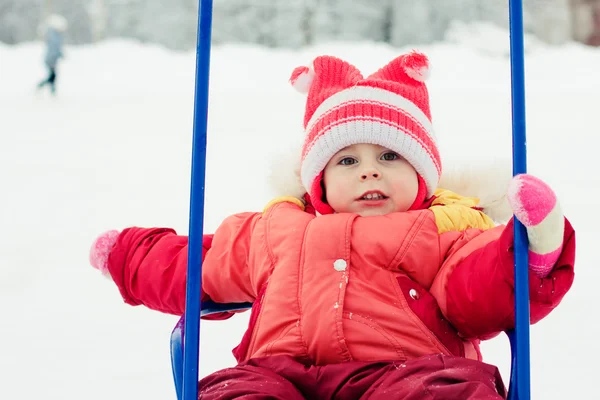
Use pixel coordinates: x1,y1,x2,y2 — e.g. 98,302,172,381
429,189,496,234
263,196,305,214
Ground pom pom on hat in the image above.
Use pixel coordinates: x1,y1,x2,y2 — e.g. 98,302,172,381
290,65,315,94
402,51,430,82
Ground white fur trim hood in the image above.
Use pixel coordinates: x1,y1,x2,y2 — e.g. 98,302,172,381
438,158,513,223
267,143,307,200
267,146,513,224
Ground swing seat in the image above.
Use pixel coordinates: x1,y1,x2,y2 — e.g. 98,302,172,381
170,302,518,400
170,301,252,400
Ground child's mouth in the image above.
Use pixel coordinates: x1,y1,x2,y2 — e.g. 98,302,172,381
360,193,387,200
358,191,388,201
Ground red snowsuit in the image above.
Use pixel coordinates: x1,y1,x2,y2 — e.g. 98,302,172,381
106,194,575,399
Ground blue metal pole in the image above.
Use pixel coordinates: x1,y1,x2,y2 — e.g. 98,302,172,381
183,1,214,400
508,0,530,399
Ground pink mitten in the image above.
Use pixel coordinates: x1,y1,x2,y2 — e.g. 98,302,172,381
89,230,120,278
507,174,564,278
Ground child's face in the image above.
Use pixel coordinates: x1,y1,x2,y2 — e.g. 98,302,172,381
323,144,419,216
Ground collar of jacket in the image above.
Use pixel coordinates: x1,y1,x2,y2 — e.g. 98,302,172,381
261,189,496,234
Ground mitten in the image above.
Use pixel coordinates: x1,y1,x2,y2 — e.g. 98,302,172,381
89,230,120,279
507,174,564,278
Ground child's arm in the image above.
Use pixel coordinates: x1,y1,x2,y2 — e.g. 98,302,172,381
430,174,575,340
89,212,263,318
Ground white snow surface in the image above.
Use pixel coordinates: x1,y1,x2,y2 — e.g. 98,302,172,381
1,26,599,399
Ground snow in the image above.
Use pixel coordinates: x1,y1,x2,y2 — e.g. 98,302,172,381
1,25,599,399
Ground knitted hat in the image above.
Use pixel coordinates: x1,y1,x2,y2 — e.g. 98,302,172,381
289,51,441,215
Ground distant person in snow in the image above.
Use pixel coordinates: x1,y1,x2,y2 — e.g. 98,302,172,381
37,14,68,95
88,51,576,399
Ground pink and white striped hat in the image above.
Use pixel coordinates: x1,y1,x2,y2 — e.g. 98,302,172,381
290,51,441,215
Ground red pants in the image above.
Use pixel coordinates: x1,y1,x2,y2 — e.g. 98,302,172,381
198,354,506,399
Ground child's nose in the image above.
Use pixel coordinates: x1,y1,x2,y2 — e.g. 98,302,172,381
360,168,380,181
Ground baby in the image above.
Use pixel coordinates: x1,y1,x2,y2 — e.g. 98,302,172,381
90,51,575,399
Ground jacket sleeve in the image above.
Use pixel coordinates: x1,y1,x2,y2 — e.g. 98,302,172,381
201,212,267,303
430,218,575,340
107,212,262,318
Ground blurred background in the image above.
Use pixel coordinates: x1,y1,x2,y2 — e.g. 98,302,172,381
2,0,600,49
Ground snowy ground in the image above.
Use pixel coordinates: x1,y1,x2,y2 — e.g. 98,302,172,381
1,25,599,399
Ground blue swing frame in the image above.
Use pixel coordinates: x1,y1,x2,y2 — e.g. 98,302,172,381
173,0,531,399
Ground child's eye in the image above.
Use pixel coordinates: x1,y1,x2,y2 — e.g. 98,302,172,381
339,157,357,165
381,152,399,161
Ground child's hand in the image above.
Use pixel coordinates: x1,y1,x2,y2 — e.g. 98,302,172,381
507,174,564,278
89,230,120,278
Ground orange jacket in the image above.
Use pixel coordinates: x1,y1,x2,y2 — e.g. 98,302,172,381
107,193,575,365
